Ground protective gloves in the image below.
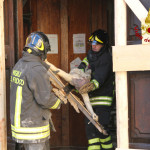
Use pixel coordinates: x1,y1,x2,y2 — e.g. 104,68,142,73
52,88,68,104
69,68,95,94
78,82,95,94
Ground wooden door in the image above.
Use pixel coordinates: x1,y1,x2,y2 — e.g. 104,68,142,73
128,71,150,149
68,0,114,147
25,0,63,147
17,0,114,148
68,0,91,146
4,0,15,149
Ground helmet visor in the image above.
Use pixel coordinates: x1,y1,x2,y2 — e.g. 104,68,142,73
91,40,99,45
88,40,100,45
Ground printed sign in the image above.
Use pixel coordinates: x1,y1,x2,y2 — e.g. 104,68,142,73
46,34,58,54
73,34,86,54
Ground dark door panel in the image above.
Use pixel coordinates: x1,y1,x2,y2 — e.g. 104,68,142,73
4,0,14,68
128,71,150,149
4,0,15,149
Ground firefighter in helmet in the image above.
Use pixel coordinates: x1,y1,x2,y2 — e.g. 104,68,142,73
77,29,115,150
10,32,62,150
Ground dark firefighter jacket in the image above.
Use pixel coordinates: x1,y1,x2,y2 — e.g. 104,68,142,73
10,52,61,143
78,47,114,108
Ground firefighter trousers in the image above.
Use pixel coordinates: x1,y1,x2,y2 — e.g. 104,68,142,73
85,106,114,150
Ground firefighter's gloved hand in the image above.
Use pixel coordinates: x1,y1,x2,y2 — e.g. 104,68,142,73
52,88,68,104
71,77,90,90
78,82,95,94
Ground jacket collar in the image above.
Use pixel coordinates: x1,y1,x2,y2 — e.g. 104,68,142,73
21,51,50,70
22,51,42,62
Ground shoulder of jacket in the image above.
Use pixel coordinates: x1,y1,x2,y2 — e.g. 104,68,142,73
27,62,47,74
103,51,112,58
29,61,43,67
100,52,112,64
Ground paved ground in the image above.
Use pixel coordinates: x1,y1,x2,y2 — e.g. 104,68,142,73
51,147,87,150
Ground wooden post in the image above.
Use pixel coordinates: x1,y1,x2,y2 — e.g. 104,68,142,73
17,0,24,59
0,0,7,150
60,0,70,146
114,0,129,148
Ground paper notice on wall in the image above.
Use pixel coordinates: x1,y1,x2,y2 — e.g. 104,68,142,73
46,34,58,54
73,34,86,54
70,57,82,70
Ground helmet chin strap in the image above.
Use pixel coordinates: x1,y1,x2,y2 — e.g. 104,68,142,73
26,48,46,59
27,48,32,54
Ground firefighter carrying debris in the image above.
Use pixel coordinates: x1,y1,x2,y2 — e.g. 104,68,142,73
72,29,115,150
10,32,64,150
